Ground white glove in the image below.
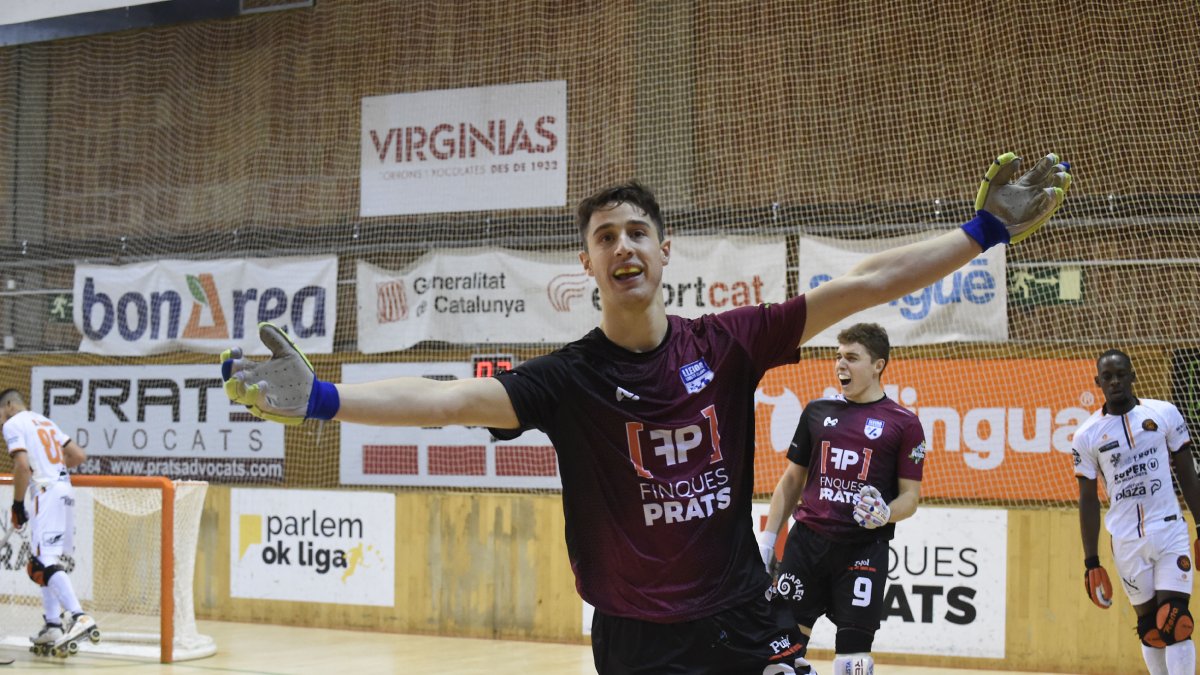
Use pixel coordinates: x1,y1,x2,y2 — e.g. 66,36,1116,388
757,530,778,573
975,152,1071,244
852,485,890,529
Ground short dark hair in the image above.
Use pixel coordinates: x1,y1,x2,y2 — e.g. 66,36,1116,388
0,389,23,407
1097,348,1133,371
837,323,890,366
575,181,664,250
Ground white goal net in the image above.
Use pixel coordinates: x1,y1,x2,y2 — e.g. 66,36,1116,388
0,479,214,662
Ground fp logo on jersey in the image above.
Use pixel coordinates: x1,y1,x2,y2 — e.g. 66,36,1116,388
864,418,884,440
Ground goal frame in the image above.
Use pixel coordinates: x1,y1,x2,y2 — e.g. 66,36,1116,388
0,474,177,663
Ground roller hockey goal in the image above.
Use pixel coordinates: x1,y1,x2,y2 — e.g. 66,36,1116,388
0,476,214,663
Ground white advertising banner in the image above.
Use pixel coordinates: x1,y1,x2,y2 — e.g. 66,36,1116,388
230,489,395,606
31,365,284,482
660,236,788,318
340,362,559,489
356,236,786,352
356,249,593,353
741,504,1007,658
0,485,94,602
361,80,567,216
74,256,337,356
796,234,1006,346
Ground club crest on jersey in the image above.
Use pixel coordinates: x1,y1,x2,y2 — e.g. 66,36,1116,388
679,358,714,394
864,418,884,440
1142,419,1158,432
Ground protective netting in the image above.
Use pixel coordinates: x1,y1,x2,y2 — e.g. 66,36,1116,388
0,2,1198,506
0,481,214,661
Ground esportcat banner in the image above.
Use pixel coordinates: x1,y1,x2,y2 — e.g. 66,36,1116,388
356,236,786,352
74,256,337,356
751,359,1095,502
30,365,284,483
361,80,568,216
796,233,1007,346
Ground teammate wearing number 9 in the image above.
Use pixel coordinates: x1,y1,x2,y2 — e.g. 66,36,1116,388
0,389,99,656
223,153,1068,674
1073,350,1200,675
759,324,925,675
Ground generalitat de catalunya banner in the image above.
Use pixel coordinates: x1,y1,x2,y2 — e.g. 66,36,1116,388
797,233,1007,346
751,359,1096,502
361,80,567,216
75,256,337,356
357,236,786,352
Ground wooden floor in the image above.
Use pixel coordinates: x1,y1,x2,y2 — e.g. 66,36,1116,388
0,621,1070,674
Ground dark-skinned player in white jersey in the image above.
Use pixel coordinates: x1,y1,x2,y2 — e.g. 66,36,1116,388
221,153,1069,674
759,323,924,675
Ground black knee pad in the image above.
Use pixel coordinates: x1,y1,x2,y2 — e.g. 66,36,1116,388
26,559,63,587
1138,611,1165,648
1155,597,1193,646
835,626,875,654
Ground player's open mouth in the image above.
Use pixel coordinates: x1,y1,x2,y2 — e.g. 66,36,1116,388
839,376,851,386
613,265,643,280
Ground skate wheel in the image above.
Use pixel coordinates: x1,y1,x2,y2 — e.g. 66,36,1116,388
67,641,79,655
89,629,101,643
52,646,67,658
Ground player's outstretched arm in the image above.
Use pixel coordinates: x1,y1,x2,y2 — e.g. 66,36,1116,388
222,323,520,429
800,152,1070,345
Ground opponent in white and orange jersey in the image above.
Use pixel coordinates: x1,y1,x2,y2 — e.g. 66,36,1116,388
0,389,97,654
1074,351,1200,675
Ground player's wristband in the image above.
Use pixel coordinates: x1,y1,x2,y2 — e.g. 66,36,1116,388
1084,555,1101,570
306,380,340,420
960,210,1010,251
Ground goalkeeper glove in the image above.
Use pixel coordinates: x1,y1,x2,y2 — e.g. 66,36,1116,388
221,322,340,424
10,501,25,528
852,485,890,529
963,152,1071,250
1083,556,1113,609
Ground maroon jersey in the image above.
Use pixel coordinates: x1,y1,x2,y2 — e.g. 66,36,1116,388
491,296,807,622
788,395,925,543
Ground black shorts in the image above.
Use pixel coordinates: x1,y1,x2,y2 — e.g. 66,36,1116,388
776,521,888,631
590,593,807,675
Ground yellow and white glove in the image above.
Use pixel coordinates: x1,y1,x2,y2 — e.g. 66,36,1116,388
220,322,339,424
964,152,1071,249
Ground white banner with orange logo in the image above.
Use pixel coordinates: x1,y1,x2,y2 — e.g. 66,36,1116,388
74,256,337,356
796,233,1007,346
752,359,1096,502
361,81,568,216
355,237,785,352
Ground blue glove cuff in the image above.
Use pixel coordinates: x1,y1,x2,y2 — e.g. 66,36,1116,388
306,380,340,420
961,210,1010,251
